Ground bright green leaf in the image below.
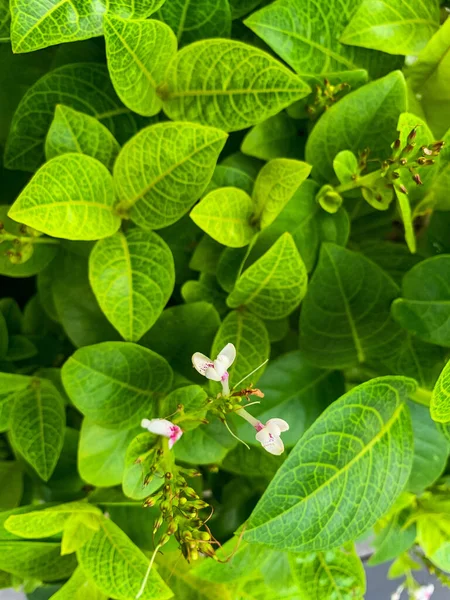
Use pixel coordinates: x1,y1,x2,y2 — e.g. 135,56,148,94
45,105,121,171
104,15,177,117
395,188,416,253
227,233,308,319
62,342,172,429
392,255,450,348
306,71,406,181
78,518,172,600
78,419,139,486
290,545,366,600
10,379,65,481
0,372,30,394
108,0,167,19
163,39,311,132
89,230,175,342
0,541,76,581
300,243,402,369
4,63,143,172
191,187,257,248
114,121,227,229
157,0,231,45
369,513,416,566
8,154,120,241
50,566,107,600
253,159,311,229
194,539,264,583
61,513,100,555
244,377,415,552
333,150,359,184
432,360,450,423
340,0,440,56
211,309,270,388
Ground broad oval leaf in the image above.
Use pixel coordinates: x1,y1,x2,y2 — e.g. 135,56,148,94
163,39,311,131
10,379,65,481
211,309,270,388
253,158,311,229
237,351,344,448
244,0,402,77
45,105,121,171
241,112,304,161
8,154,120,241
108,0,166,18
114,121,227,229
190,187,257,248
78,419,139,486
340,0,440,56
62,342,173,429
89,230,175,342
78,518,172,600
0,372,30,395
300,243,402,369
51,566,108,600
227,232,308,319
306,71,407,181
243,377,415,552
4,63,142,172
431,360,450,423
206,164,254,196
0,541,76,581
174,418,236,464
157,0,231,45
392,255,450,348
104,15,177,117
290,545,366,600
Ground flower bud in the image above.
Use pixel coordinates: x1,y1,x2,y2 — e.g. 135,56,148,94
407,127,417,142
190,549,199,561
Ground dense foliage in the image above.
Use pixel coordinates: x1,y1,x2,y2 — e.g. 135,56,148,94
1,0,450,599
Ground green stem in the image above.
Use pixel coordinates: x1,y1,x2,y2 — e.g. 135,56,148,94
335,169,382,193
410,387,432,407
0,232,60,245
236,407,260,428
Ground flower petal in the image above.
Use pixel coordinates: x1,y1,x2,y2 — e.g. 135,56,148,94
141,418,174,438
266,418,289,433
217,343,236,368
255,428,285,455
192,352,214,376
168,426,183,449
414,585,434,600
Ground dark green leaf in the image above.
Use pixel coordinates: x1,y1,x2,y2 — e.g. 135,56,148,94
241,112,304,161
0,462,22,510
0,541,76,581
174,418,236,464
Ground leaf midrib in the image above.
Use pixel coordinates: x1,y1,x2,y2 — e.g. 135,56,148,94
248,398,405,532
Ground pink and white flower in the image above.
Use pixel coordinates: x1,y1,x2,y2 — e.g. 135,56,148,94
141,418,183,449
413,585,434,600
236,409,289,456
192,343,236,395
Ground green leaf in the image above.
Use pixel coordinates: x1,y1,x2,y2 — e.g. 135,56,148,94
237,351,344,448
0,462,22,511
194,539,264,583
122,432,164,500
243,377,415,552
227,233,308,319
114,121,227,229
108,0,167,18
369,513,416,566
217,246,251,294
290,545,366,600
9,0,103,53
432,360,450,423
140,302,220,381
10,379,65,481
62,342,172,429
0,0,10,42
244,0,402,77
0,372,30,394
158,214,202,284
189,235,223,275
211,309,270,388
191,187,257,248
181,276,228,317
89,230,175,342
78,518,172,600
333,150,359,184
52,249,121,348
157,0,231,45
6,335,37,361
300,243,402,369
241,112,304,161
174,418,236,464
0,541,76,581
359,241,423,286
160,385,208,431
406,18,450,137
340,0,440,56
392,255,450,348
253,159,311,229
407,402,449,493
50,566,107,600
104,16,177,117
230,0,263,19
0,206,58,278
61,513,99,555
220,444,284,479
206,164,254,196
4,502,101,539
4,63,142,172
163,39,311,132
306,71,407,181
395,188,416,253
0,298,22,334
8,154,120,241
45,105,121,171
78,419,139,486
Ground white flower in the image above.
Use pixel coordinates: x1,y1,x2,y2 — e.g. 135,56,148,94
192,343,236,395
391,585,404,600
413,585,434,600
141,418,183,449
255,418,289,455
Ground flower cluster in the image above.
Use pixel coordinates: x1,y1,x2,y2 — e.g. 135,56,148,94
391,584,434,600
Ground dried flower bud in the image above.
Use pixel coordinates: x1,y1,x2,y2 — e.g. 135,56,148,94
407,127,417,142
417,157,427,165
393,138,401,150
399,184,408,195
413,173,423,185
